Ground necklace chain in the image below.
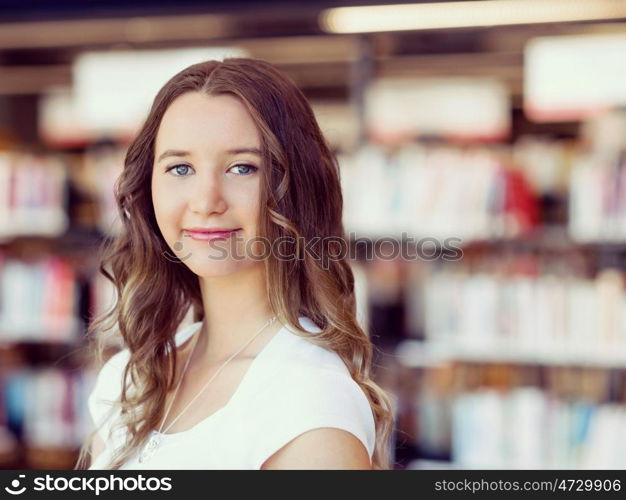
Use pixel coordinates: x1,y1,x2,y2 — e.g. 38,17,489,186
138,315,277,463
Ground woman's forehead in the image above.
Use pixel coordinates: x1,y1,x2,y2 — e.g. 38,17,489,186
156,93,261,155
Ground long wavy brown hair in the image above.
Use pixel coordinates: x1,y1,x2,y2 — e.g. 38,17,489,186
75,57,395,470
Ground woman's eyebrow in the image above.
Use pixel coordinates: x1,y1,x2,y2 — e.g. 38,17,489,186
157,147,262,163
227,147,262,156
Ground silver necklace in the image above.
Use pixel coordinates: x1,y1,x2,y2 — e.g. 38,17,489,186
138,315,277,464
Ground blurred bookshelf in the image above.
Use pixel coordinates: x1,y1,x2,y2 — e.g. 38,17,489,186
343,107,626,468
0,146,118,468
0,2,626,470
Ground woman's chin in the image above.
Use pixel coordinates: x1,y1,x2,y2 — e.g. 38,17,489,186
185,258,258,278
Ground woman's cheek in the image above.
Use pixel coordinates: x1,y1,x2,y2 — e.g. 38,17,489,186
153,196,179,241
238,183,261,215
156,185,184,221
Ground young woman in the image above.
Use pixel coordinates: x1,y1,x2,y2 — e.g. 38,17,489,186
75,58,394,470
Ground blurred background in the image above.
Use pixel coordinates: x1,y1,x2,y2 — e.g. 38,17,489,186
0,0,625,470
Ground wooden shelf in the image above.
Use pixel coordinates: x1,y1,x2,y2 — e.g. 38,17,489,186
397,338,626,369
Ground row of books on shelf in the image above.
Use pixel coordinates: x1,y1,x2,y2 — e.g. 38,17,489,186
0,152,69,240
0,255,81,342
338,136,625,243
414,386,626,469
0,148,122,241
569,151,626,242
0,367,96,451
339,142,540,241
414,265,626,362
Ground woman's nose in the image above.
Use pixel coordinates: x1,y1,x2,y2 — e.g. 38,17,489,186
188,173,227,215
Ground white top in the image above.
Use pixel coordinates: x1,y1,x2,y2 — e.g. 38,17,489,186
87,316,376,469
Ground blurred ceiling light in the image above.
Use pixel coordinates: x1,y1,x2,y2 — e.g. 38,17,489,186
320,0,626,33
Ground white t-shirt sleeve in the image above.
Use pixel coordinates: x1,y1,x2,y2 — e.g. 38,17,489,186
249,366,376,469
87,349,129,442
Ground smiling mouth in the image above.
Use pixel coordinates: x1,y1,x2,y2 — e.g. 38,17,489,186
183,229,241,241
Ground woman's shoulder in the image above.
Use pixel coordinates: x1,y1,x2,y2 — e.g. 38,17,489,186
90,321,198,394
90,348,129,393
278,316,352,376
248,366,377,466
245,316,377,465
265,316,373,417
87,321,200,439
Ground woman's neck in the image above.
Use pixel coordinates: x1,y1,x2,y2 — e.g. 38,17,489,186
194,264,279,366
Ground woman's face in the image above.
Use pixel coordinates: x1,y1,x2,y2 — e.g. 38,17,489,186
152,92,264,277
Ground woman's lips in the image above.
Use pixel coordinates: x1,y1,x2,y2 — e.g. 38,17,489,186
184,229,241,241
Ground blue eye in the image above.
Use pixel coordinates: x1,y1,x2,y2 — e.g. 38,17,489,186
164,163,258,177
166,164,193,177
229,164,258,175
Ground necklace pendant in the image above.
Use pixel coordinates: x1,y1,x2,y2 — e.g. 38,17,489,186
138,431,162,463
